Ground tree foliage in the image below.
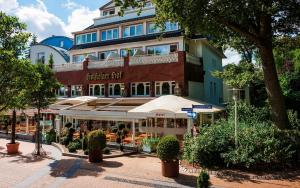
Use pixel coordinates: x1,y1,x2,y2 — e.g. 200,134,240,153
212,61,262,89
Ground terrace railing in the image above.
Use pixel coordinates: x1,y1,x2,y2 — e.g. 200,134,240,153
88,58,124,69
129,53,178,66
53,63,83,72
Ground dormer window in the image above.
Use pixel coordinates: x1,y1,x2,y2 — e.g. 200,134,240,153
103,9,115,16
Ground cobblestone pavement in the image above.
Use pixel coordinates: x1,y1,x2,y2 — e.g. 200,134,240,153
0,139,299,188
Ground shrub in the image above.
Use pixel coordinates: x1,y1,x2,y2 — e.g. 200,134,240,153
82,135,88,151
84,149,89,155
67,141,81,153
142,138,160,151
45,129,56,144
88,130,106,152
103,147,110,154
197,170,210,188
157,135,180,162
183,119,299,169
288,110,300,130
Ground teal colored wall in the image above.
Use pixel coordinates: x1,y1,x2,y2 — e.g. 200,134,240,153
202,44,223,105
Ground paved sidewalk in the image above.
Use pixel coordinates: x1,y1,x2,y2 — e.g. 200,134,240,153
0,139,299,188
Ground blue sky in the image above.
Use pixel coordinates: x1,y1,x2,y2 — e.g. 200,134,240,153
0,0,240,64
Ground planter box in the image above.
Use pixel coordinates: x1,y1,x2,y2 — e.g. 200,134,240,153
142,145,152,153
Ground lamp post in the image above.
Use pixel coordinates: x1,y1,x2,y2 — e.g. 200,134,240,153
231,88,242,147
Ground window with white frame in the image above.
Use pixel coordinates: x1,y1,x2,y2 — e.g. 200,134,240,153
109,83,124,97
76,32,97,45
98,50,118,60
147,21,179,34
89,84,105,97
71,85,82,97
123,24,143,38
36,52,45,64
155,81,176,96
56,86,67,97
120,47,143,57
131,82,150,96
146,44,178,55
73,52,96,63
103,9,115,16
101,28,119,41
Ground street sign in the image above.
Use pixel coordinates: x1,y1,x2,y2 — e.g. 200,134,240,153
181,108,193,112
187,111,197,119
192,104,213,109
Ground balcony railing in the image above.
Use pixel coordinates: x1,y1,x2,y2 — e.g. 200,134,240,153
186,53,201,65
53,63,83,72
129,53,178,66
88,58,124,69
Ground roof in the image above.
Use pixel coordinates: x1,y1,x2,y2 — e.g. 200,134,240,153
40,36,73,44
32,44,70,62
128,95,224,118
99,1,114,10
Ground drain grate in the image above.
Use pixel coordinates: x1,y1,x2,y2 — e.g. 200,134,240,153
104,176,183,188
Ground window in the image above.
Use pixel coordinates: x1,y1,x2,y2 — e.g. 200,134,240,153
76,32,97,45
155,81,175,96
98,50,118,60
147,21,178,34
123,24,143,37
56,86,67,97
89,84,105,97
101,28,119,41
73,52,96,63
146,44,178,55
103,9,115,16
131,82,150,96
60,41,64,48
71,85,82,97
37,52,45,64
120,47,143,57
109,83,124,97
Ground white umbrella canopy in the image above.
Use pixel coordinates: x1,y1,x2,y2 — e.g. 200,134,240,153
128,95,224,118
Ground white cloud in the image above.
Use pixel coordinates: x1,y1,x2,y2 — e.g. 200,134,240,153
65,7,98,34
222,49,241,66
0,0,19,12
0,0,99,41
62,0,80,10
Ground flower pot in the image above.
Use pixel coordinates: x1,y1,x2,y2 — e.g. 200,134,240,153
88,149,103,163
161,160,179,177
6,142,20,154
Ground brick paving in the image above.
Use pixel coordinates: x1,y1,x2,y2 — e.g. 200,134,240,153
0,139,299,188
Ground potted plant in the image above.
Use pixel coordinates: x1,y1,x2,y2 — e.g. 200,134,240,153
142,137,160,153
156,135,180,177
88,130,106,163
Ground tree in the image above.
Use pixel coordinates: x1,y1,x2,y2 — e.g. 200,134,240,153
30,34,38,46
27,63,60,155
48,53,54,68
0,12,37,145
115,0,300,129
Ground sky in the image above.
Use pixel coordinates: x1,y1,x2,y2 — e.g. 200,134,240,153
0,0,240,65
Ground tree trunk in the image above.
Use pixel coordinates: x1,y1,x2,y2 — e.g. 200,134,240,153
11,109,16,144
259,45,291,129
36,108,41,155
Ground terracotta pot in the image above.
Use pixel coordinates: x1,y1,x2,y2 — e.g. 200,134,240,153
161,160,179,177
6,142,20,154
88,149,103,163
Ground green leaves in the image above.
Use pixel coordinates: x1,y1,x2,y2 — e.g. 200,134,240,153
212,61,261,89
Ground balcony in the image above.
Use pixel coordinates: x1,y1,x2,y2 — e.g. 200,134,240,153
53,63,83,72
186,53,202,65
88,58,124,69
129,53,179,66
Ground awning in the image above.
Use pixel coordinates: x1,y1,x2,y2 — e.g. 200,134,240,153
128,95,225,119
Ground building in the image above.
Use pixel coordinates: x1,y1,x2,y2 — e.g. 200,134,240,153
30,36,73,66
53,0,224,104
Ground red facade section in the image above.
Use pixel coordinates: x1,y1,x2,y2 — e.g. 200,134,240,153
54,51,204,97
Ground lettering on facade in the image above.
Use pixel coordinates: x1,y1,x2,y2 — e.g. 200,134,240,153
87,72,123,81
